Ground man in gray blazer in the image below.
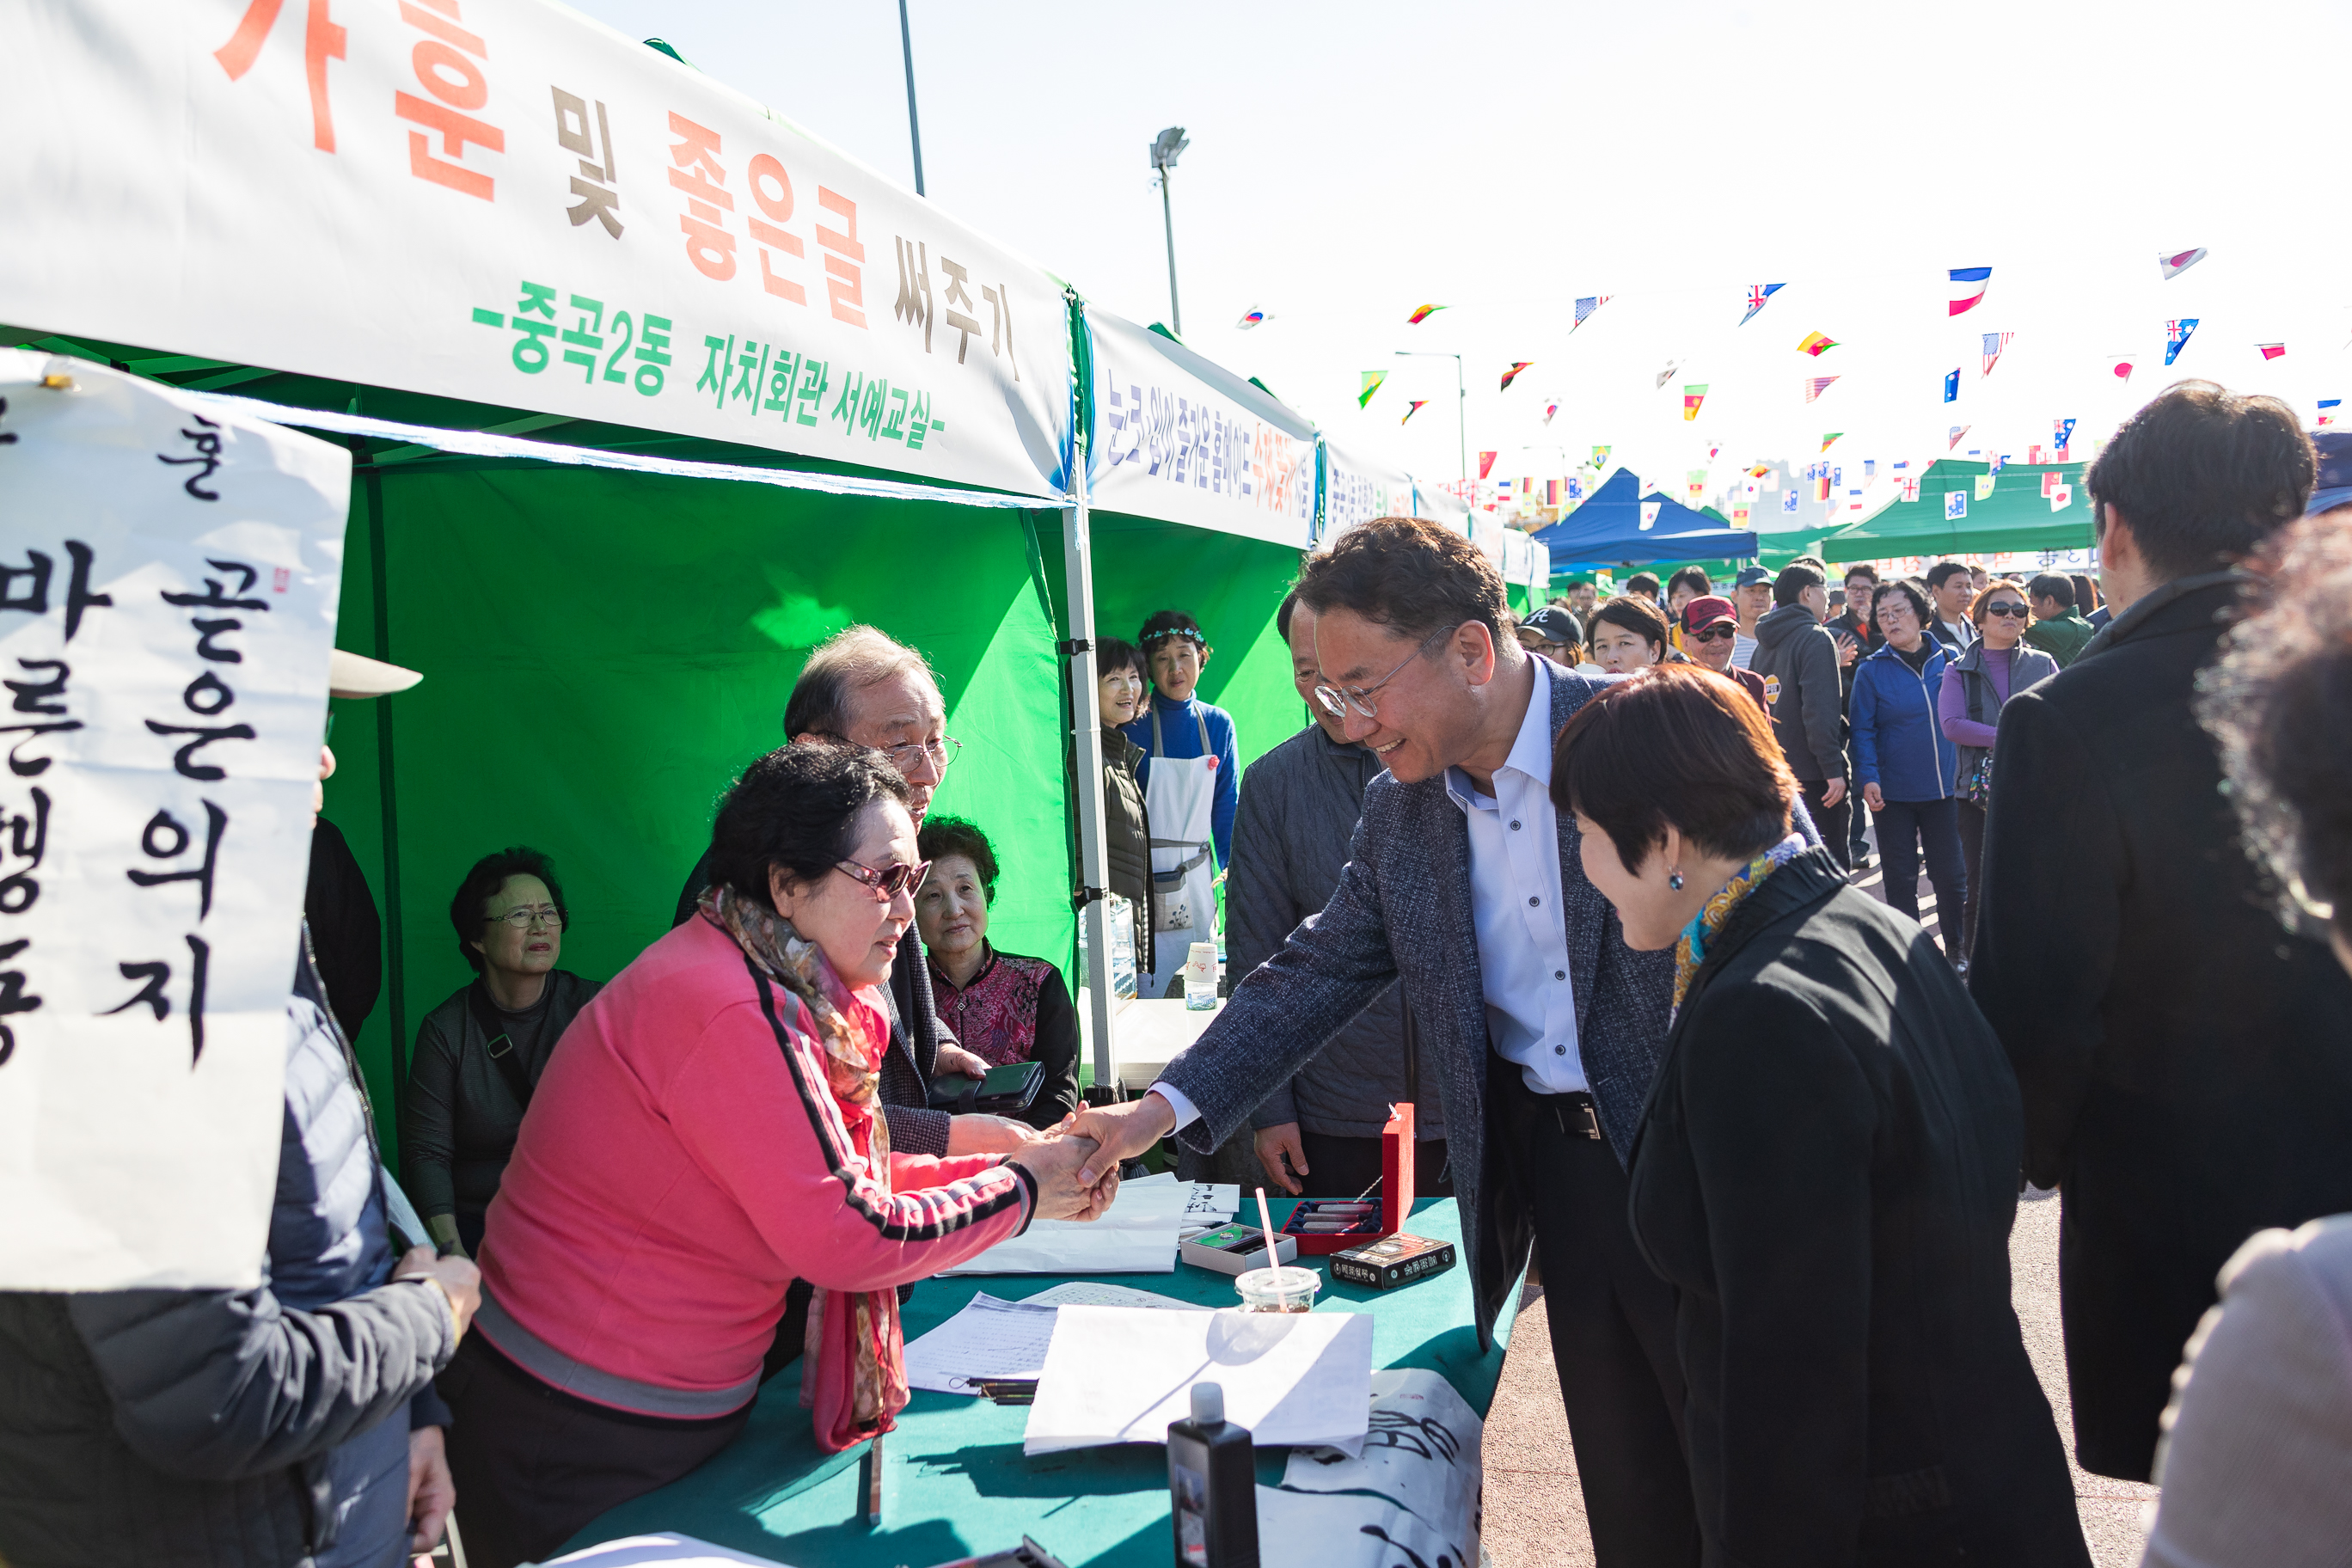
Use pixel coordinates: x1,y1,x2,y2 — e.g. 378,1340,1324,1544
1069,518,1814,1565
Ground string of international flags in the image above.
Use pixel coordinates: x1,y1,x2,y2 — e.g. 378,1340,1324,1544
1361,246,2333,441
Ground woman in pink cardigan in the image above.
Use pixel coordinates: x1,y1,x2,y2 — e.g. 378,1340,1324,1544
439,744,1116,1568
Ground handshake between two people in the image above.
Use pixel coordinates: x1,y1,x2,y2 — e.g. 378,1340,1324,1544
974,1089,1187,1222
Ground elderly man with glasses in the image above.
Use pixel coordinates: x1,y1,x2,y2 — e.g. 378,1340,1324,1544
1679,593,1768,711
672,625,1020,1160
1060,518,1817,1568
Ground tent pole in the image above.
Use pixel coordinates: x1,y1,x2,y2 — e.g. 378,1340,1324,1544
1061,468,1118,1097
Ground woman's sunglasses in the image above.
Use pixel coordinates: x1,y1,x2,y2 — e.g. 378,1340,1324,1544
1983,603,2029,619
836,858,932,898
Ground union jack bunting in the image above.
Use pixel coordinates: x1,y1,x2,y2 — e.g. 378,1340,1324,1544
1741,283,1785,326
1981,331,2015,376
1898,478,1920,502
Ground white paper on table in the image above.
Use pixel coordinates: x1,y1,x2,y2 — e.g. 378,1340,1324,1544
1283,1369,1484,1563
541,1531,798,1565
902,1294,1059,1393
934,1223,1179,1275
1253,1485,1463,1568
1023,1306,1373,1456
1120,1173,1240,1220
1017,1280,1195,1311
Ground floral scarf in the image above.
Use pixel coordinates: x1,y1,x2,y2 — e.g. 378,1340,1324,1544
700,883,906,1452
1671,833,1808,1020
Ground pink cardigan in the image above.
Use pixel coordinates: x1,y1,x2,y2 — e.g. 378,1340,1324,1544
477,916,1031,1416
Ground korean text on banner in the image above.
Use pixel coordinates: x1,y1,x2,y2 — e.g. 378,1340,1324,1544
0,0,1071,499
1087,310,1316,546
1321,438,1414,547
0,352,349,1289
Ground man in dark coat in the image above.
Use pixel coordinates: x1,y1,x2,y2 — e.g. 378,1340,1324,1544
1238,591,1445,1199
1063,518,1816,1567
1750,562,1852,870
1970,380,2352,1481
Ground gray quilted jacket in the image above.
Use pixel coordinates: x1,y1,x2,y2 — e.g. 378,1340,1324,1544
1162,665,1814,1348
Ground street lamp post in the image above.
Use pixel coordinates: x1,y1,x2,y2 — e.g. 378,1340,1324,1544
1150,126,1189,335
897,0,925,196
1395,350,1468,486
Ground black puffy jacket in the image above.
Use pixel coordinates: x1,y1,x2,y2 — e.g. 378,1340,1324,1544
0,939,456,1568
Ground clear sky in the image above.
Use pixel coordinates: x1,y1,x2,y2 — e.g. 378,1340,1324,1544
562,0,2352,498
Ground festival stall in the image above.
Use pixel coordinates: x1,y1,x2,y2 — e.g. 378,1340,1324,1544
1531,468,1760,568
1821,459,2092,562
1,0,1082,1155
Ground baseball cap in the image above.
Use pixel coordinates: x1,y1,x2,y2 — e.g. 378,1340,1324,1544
328,648,422,700
2306,430,2352,518
1680,595,1738,634
1521,605,1583,646
1734,566,1773,589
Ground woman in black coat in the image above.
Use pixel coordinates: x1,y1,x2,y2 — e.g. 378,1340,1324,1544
1552,665,2087,1567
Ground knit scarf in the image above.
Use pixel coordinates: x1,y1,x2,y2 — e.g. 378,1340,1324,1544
1671,834,1808,1019
699,884,906,1452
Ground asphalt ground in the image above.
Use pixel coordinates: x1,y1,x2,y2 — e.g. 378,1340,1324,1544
1478,829,2157,1566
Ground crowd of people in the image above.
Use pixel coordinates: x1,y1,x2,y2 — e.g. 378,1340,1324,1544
5,376,2351,1568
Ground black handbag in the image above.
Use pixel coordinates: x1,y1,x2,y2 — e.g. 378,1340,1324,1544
927,1059,1045,1115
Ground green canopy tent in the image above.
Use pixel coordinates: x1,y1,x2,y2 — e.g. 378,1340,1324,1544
1822,460,2091,562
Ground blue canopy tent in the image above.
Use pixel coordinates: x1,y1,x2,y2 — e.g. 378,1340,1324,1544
1532,468,1760,568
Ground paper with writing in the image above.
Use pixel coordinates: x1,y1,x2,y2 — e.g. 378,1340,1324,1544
1283,1369,1484,1563
0,351,349,1289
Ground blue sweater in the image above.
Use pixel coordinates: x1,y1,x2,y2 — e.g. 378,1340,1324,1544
1121,689,1240,869
1850,640,1958,802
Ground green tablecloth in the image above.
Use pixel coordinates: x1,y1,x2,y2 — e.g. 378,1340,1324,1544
554,1197,1515,1567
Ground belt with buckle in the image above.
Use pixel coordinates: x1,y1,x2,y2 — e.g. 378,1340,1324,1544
1548,1090,1603,1141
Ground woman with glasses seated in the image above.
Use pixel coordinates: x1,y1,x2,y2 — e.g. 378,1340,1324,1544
441,744,1112,1568
916,816,1082,1132
403,847,603,1258
1940,579,2059,965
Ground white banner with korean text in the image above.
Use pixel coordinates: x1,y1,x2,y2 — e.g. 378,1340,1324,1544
1320,438,1416,548
0,0,1070,498
1086,310,1315,547
0,352,348,1289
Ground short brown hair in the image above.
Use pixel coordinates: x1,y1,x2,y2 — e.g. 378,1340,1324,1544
1551,665,1798,874
1296,515,1508,644
2088,379,2315,580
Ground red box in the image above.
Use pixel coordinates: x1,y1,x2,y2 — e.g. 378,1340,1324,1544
1281,1102,1413,1255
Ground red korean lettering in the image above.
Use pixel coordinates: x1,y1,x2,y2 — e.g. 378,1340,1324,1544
815,187,867,329
212,0,347,154
392,0,501,199
667,113,736,282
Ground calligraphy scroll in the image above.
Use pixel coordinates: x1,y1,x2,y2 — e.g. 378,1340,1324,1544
0,350,349,1289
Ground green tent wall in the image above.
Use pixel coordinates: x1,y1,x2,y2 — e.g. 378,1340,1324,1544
326,461,1071,1158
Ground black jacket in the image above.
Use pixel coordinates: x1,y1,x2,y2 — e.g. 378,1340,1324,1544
1098,725,1155,970
1969,571,2352,1480
674,850,956,1155
303,818,381,1047
1629,850,2086,1567
401,970,603,1223
1750,603,1848,784
0,942,456,1568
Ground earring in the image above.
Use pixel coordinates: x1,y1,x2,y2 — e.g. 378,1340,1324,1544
1668,870,1686,891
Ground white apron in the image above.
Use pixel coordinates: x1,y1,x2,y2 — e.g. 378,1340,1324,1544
1142,703,1220,1000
